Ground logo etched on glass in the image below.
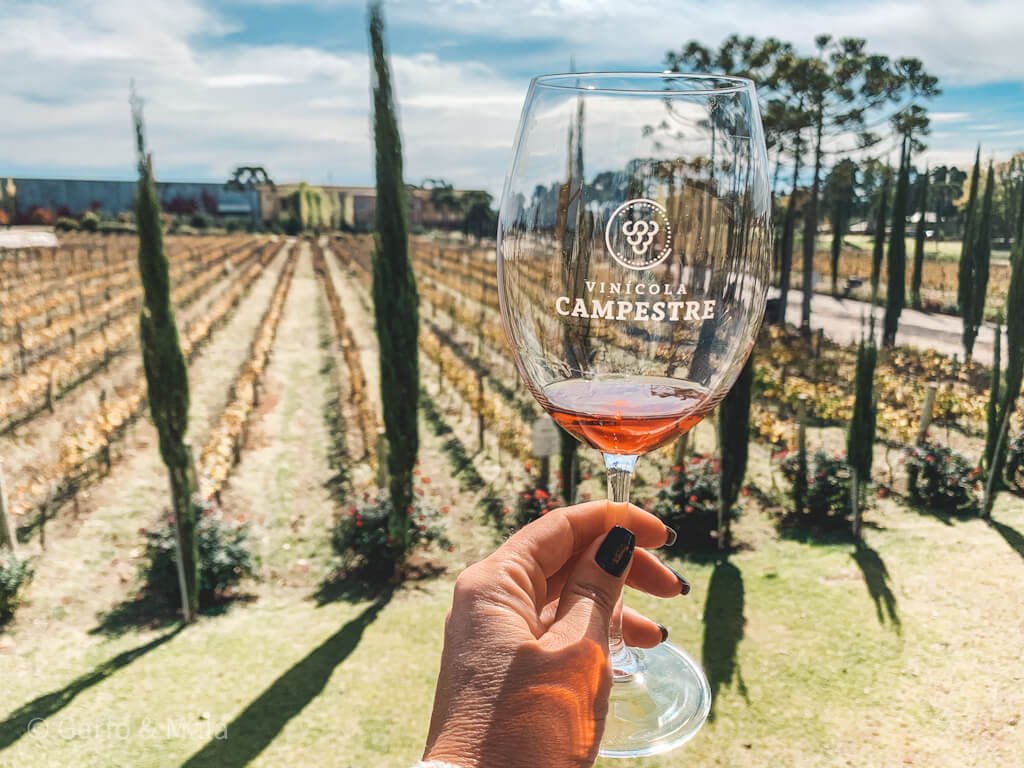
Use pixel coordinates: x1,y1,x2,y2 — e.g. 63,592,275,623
605,198,673,271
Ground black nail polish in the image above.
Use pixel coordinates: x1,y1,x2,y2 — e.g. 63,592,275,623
595,525,635,577
663,525,678,548
658,623,669,643
667,564,691,595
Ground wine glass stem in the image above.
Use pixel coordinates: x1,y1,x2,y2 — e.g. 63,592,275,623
604,452,640,678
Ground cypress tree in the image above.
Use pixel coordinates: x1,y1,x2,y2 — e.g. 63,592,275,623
370,2,419,566
847,320,878,534
986,318,1003,472
132,92,199,622
718,352,754,549
983,185,1024,517
870,172,890,304
964,162,995,361
883,145,910,347
910,167,929,310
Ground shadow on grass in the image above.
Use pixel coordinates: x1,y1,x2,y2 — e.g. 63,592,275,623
701,559,747,720
313,574,393,606
0,626,182,750
90,592,256,638
851,541,900,630
179,591,392,768
989,519,1024,562
776,519,858,546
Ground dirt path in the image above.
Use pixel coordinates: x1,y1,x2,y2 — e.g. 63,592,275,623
5,244,292,641
218,243,339,587
782,288,996,364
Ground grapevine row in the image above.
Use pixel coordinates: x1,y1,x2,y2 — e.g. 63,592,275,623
0,241,273,434
0,237,262,374
315,242,379,466
11,243,285,534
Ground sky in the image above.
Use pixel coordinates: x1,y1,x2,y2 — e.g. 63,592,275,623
1,0,1022,196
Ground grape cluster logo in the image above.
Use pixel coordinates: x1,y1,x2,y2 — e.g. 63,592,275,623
605,198,673,270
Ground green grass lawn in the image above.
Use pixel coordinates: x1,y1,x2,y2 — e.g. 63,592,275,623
3,491,1022,768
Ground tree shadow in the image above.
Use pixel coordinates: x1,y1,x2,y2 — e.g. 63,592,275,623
851,541,900,630
989,519,1024,563
90,592,255,638
700,558,747,720
0,626,182,750
312,574,392,606
179,591,392,768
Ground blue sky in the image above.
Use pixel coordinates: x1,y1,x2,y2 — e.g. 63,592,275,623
1,0,1022,195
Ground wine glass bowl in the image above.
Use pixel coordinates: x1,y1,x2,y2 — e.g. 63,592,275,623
496,72,772,757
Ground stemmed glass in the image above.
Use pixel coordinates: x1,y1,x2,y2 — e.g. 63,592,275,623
496,72,771,757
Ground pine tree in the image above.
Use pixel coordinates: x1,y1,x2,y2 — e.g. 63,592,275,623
883,144,910,347
132,92,199,622
910,167,929,309
870,172,890,304
964,162,995,361
718,353,754,549
370,2,419,566
847,320,878,535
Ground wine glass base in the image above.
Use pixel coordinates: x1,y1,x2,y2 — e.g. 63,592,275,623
598,641,712,758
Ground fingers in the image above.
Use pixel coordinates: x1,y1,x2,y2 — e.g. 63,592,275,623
493,500,671,581
546,526,636,647
625,549,690,598
622,607,666,649
544,548,690,608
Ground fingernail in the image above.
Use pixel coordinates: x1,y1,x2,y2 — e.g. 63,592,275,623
658,623,669,643
662,525,677,548
667,564,691,595
595,525,635,577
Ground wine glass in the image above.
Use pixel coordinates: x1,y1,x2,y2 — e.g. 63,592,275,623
496,72,771,757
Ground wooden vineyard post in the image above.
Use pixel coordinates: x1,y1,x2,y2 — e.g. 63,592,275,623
476,369,485,454
983,411,1012,520
15,322,25,375
0,460,17,556
916,382,939,445
47,364,58,413
851,466,861,540
531,417,560,494
797,393,808,458
795,393,809,515
376,428,388,490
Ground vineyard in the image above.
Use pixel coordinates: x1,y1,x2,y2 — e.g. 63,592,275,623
1,232,1022,768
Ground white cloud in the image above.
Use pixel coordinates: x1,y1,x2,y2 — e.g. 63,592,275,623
382,0,1024,85
0,0,1020,197
0,1,523,192
931,112,970,123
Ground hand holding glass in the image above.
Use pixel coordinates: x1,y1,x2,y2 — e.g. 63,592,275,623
496,73,772,757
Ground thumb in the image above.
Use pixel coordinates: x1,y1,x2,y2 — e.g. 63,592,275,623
547,525,636,647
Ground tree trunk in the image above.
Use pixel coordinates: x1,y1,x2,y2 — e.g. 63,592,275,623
800,111,825,337
776,135,804,326
910,169,929,309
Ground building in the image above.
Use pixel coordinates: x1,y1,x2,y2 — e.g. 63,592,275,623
5,177,482,231
6,178,257,221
